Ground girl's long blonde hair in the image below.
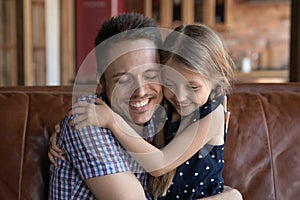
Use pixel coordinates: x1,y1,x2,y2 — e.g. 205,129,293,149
147,120,176,199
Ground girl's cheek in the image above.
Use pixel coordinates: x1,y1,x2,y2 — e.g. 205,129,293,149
196,94,209,107
163,88,173,100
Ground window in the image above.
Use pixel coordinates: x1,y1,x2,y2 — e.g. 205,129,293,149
215,0,225,24
145,0,232,28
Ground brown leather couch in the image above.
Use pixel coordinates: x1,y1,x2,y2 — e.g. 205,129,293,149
0,83,299,200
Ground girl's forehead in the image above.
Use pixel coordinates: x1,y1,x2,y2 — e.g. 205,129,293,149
161,61,213,86
162,63,200,77
162,66,208,84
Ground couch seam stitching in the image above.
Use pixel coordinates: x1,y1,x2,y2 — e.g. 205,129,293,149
258,93,277,200
18,94,29,200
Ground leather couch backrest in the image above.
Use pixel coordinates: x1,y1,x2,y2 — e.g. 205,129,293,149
0,86,73,200
0,83,300,200
224,83,300,200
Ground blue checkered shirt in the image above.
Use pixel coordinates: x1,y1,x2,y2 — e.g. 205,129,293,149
49,94,156,199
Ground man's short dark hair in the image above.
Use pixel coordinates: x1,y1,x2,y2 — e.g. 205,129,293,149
94,12,162,75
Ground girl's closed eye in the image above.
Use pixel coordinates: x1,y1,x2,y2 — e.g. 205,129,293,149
163,79,177,90
164,81,175,87
187,84,202,90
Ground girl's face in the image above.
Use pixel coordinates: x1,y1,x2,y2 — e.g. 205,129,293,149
162,59,213,116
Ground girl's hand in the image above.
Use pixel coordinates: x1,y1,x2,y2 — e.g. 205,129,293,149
48,124,65,167
69,98,114,130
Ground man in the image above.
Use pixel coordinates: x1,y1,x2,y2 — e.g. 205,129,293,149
49,13,163,199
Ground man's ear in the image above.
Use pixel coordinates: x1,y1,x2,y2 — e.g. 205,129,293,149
96,74,105,94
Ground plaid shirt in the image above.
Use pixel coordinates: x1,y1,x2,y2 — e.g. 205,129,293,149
49,94,156,199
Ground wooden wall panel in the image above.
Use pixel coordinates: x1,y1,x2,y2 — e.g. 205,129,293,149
15,0,46,86
61,0,75,85
160,0,173,28
32,0,46,85
182,0,194,24
0,0,17,86
290,0,300,82
144,0,152,18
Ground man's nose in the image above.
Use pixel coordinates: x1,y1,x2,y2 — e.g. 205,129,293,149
134,86,147,97
133,77,147,97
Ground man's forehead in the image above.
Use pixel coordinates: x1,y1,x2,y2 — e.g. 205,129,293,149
108,39,157,58
109,63,161,78
105,49,160,78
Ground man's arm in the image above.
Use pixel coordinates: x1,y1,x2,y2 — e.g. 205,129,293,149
85,173,146,200
63,116,147,199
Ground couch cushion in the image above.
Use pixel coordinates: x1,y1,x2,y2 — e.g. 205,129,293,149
0,92,29,200
0,88,72,200
225,89,300,200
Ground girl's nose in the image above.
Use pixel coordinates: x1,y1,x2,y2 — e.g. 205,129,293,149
176,86,188,102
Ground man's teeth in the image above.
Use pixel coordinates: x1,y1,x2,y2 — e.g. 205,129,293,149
130,99,149,108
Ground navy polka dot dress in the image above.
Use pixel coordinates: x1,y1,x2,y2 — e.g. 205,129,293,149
158,96,225,200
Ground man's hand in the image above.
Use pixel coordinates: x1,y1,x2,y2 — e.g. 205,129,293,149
48,124,65,167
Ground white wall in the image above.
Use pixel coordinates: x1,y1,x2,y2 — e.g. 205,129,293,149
45,0,60,85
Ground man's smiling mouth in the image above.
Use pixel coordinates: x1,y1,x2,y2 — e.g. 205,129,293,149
129,99,150,108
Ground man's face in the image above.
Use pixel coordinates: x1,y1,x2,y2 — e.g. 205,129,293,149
103,40,163,125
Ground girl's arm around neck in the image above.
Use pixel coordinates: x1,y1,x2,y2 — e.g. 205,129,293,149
110,105,225,176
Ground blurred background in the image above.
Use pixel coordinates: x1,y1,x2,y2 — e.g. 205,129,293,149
0,0,299,86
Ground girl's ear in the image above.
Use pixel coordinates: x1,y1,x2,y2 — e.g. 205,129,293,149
209,87,218,100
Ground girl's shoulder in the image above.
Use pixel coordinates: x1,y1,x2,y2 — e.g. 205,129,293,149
188,95,225,125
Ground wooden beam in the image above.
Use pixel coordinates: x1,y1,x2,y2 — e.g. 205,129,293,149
160,0,173,28
16,0,33,85
181,0,194,24
60,0,75,85
16,0,24,85
202,0,215,27
143,0,152,18
33,0,46,85
23,0,33,85
289,0,300,82
9,0,18,85
0,0,18,86
225,0,233,27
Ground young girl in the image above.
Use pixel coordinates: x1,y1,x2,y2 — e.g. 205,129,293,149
68,24,236,200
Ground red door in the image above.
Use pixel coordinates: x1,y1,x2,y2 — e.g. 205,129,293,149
75,0,125,82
